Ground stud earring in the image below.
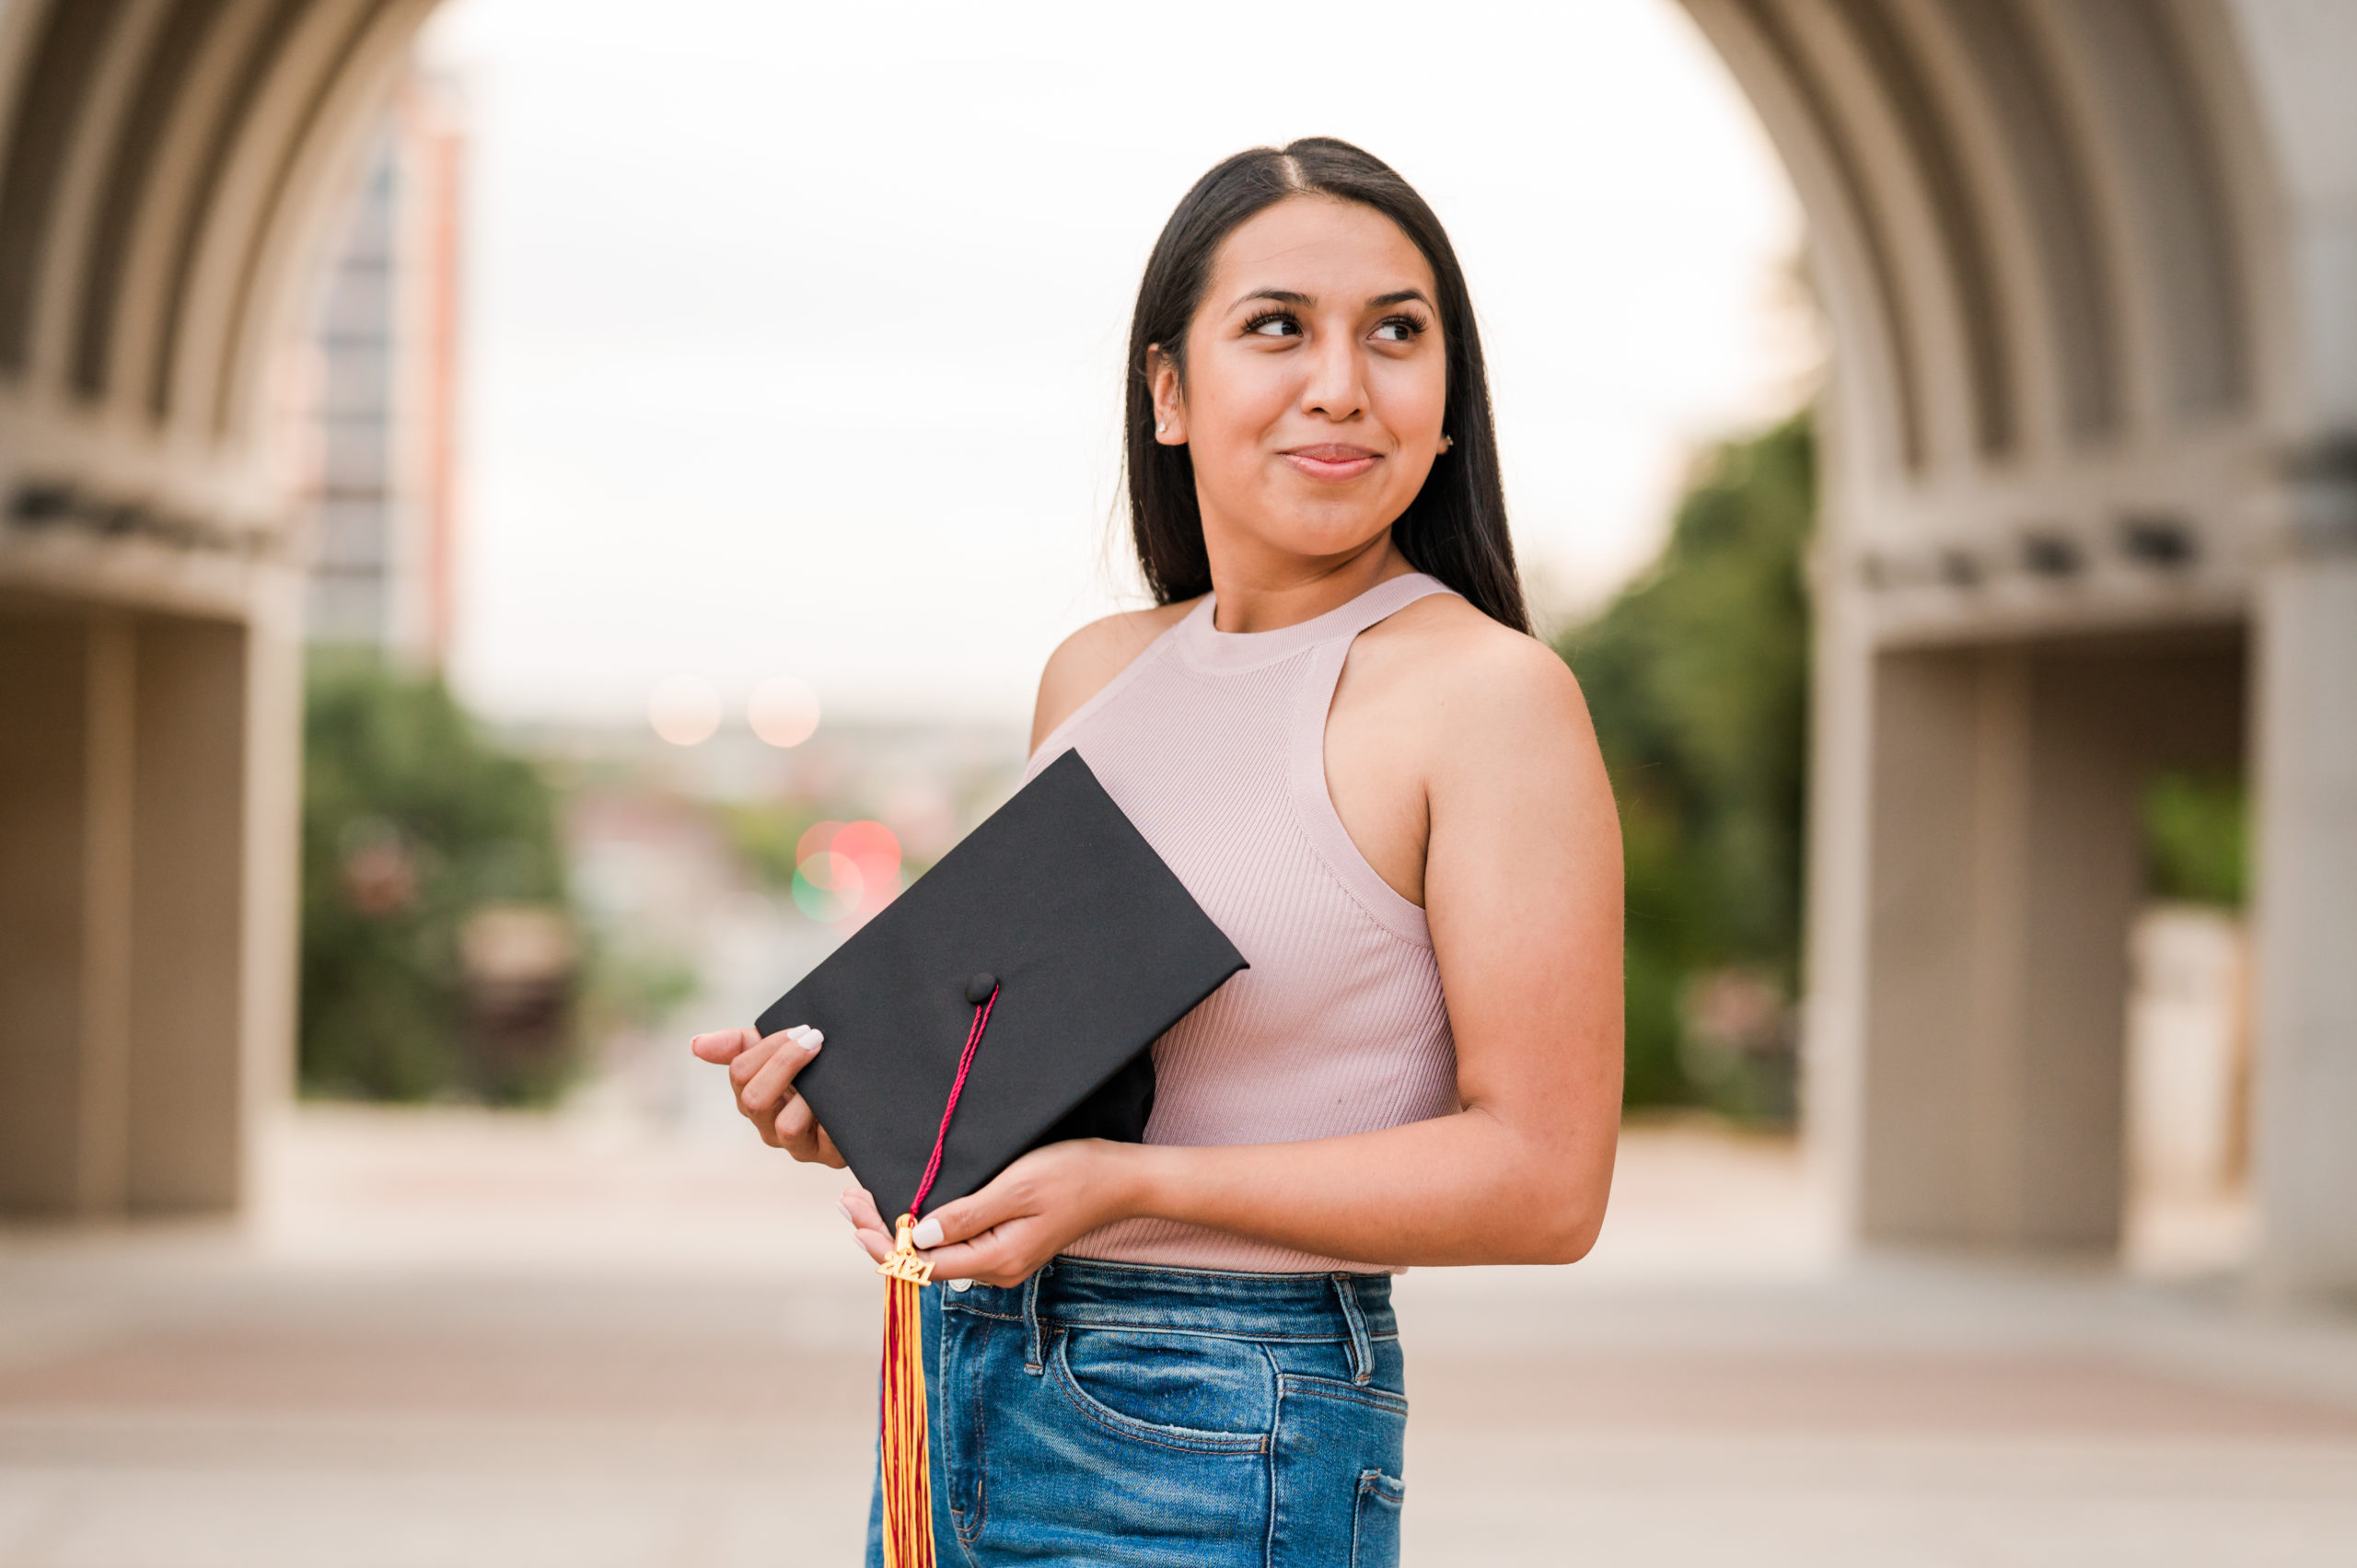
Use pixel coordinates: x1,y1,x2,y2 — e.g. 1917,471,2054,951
1155,422,1167,436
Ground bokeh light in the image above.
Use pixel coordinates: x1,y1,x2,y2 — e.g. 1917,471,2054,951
791,849,864,923
831,819,899,869
791,819,901,924
647,675,721,746
749,674,820,748
796,820,843,865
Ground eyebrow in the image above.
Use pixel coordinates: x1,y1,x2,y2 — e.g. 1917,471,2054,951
1231,288,1313,310
1226,286,1437,313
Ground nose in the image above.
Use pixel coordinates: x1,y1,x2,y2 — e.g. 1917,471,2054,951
1299,330,1367,424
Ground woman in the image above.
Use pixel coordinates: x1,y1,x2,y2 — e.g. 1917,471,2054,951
691,137,1621,1566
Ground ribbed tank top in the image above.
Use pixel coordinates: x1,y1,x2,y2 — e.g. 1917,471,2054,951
1020,571,1462,1273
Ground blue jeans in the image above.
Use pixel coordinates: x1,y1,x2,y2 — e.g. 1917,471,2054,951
865,1258,1408,1567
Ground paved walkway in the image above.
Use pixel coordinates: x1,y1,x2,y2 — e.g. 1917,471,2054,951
3,1107,2354,1565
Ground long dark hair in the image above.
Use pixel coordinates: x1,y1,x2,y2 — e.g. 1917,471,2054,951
1124,137,1527,634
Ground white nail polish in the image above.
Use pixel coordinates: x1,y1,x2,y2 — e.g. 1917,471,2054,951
911,1217,944,1249
947,1278,972,1292
795,1028,824,1051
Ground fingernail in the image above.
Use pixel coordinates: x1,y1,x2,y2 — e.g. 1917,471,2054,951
792,1027,824,1052
911,1217,944,1249
835,1196,853,1223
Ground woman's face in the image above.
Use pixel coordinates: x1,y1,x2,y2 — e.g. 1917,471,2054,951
1154,196,1449,576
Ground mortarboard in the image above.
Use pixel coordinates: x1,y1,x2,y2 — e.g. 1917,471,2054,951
755,747,1247,1222
752,749,1247,1568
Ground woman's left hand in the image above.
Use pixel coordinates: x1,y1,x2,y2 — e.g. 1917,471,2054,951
837,1139,1141,1288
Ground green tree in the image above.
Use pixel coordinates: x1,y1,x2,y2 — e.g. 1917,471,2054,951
2142,771,2247,907
300,655,574,1102
1555,413,1816,1110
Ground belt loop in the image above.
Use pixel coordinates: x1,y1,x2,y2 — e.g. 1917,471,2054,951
1022,1263,1050,1376
1332,1274,1373,1386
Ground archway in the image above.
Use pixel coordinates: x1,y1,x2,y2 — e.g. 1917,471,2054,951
1678,0,2355,1296
1,0,2351,1298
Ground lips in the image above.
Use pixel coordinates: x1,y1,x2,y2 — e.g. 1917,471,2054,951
1279,443,1382,482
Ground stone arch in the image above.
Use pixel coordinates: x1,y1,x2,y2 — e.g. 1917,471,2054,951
0,0,429,545
1,0,2351,1299
1690,0,2272,502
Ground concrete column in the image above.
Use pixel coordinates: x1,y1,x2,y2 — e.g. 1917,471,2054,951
0,610,97,1212
1800,565,1876,1237
1855,643,2144,1250
1853,645,1983,1240
2227,0,2357,1305
76,617,137,1214
128,618,250,1211
1851,636,2243,1251
0,603,255,1217
0,608,135,1215
237,587,307,1204
2252,470,2357,1300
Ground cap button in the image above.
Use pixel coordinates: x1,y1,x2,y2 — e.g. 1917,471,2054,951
965,973,997,1005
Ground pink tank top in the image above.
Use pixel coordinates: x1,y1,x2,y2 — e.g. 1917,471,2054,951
1021,571,1462,1272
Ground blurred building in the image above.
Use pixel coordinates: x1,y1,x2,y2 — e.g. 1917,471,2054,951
0,1,2354,1307
298,71,463,667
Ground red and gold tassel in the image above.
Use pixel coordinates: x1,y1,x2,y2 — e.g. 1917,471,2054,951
876,980,997,1568
877,1215,936,1568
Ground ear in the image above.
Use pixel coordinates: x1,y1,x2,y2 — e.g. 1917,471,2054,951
1147,343,1187,445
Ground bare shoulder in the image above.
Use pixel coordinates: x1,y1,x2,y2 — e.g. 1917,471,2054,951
1354,592,1594,743
1030,599,1198,753
1328,589,1608,897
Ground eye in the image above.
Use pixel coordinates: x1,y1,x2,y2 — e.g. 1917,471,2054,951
1244,310,1300,338
1372,314,1427,343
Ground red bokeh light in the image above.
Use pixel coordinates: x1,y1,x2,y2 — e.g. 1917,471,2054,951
791,819,902,924
796,819,843,864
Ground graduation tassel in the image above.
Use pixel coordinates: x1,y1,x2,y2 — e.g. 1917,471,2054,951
877,1217,934,1568
876,977,999,1568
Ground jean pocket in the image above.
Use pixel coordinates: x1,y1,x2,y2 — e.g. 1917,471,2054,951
937,1303,1002,1545
1268,1375,1407,1568
1049,1329,1271,1453
1351,1469,1405,1568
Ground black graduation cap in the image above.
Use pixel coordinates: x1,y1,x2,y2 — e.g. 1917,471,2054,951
756,749,1248,1223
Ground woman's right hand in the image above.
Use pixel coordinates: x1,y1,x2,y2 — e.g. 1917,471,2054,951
688,1026,845,1167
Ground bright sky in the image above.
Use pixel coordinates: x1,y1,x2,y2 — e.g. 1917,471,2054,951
423,0,1810,729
